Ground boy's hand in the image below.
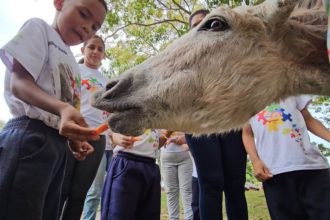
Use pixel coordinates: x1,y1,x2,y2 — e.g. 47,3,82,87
252,159,273,182
68,140,94,160
59,104,99,141
112,133,134,149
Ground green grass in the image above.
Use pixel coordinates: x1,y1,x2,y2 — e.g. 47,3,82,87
161,190,270,220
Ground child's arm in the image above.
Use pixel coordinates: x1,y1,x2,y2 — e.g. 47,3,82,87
159,130,175,147
11,59,98,141
301,107,330,142
110,132,134,149
68,140,94,160
165,134,186,145
242,124,273,182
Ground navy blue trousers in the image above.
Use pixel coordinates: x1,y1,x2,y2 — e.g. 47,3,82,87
60,135,106,220
191,176,200,220
101,151,161,220
185,130,248,220
0,116,67,220
263,169,330,220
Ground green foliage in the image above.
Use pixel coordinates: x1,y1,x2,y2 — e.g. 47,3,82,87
246,159,260,186
0,120,5,129
102,0,265,76
312,96,330,105
314,143,330,157
161,190,270,220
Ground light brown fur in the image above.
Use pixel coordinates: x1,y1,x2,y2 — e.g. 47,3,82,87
92,0,330,136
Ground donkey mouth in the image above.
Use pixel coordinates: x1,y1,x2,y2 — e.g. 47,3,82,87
107,108,147,136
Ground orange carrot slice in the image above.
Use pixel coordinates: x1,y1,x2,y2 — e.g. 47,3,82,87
95,123,109,135
130,136,142,142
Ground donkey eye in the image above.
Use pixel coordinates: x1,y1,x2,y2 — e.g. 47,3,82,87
198,17,229,32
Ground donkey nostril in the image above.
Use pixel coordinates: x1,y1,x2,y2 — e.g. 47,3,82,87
106,80,118,91
102,76,133,100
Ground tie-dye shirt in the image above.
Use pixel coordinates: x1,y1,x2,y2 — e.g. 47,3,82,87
249,95,328,175
114,129,161,158
0,18,81,129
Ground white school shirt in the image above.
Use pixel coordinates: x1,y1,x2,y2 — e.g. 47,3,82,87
113,129,161,159
0,18,81,129
79,64,109,129
249,95,329,175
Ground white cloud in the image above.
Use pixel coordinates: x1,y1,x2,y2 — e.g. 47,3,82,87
0,0,81,122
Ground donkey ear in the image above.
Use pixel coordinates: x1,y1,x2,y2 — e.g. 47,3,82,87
245,0,298,23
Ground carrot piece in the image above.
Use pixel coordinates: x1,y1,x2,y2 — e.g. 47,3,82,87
130,136,142,142
95,123,109,135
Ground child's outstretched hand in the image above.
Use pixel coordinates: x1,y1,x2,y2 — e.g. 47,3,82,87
59,104,99,141
68,140,94,160
111,133,135,149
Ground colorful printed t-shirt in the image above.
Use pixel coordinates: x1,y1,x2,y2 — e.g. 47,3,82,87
114,129,161,159
0,18,81,129
249,95,329,175
80,64,109,129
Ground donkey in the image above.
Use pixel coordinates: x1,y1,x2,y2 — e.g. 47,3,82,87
92,0,330,136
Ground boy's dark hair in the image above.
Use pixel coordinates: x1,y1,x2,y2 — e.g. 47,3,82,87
189,9,210,28
99,0,108,12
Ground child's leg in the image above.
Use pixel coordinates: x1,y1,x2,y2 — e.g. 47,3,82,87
301,169,330,220
177,152,193,220
263,171,308,220
0,117,67,220
185,134,224,220
220,130,248,220
138,162,161,220
43,149,67,220
61,136,105,220
102,152,160,220
160,152,180,219
82,153,107,220
191,177,200,220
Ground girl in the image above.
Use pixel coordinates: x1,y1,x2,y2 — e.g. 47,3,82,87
60,35,110,220
243,95,330,220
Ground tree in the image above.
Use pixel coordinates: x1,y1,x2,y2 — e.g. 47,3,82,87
317,144,330,157
102,0,264,76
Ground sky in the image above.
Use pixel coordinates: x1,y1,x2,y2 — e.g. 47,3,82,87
0,0,81,122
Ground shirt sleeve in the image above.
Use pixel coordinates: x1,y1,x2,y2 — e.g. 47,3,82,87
0,18,48,81
296,95,312,111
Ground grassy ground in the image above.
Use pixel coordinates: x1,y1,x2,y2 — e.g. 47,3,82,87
161,190,270,220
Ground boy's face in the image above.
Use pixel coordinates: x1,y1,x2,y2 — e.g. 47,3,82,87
53,0,106,46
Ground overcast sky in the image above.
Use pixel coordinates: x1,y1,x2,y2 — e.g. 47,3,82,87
0,0,81,122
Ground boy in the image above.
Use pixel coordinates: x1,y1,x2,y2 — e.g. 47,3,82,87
102,130,168,220
0,0,107,219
